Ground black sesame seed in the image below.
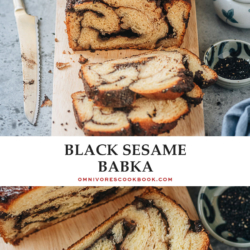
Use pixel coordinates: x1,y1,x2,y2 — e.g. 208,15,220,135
214,57,250,80
218,187,250,240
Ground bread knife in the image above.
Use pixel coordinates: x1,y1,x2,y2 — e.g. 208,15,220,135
13,0,40,125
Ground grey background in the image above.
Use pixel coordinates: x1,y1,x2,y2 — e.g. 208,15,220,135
1,0,250,136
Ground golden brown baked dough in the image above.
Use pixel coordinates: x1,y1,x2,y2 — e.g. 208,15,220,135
66,187,210,250
65,0,191,51
0,186,134,245
183,83,204,106
79,48,217,108
80,51,194,108
165,47,218,88
72,92,190,136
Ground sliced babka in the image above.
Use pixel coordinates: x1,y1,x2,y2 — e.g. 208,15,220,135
128,97,190,136
166,47,218,88
66,0,191,51
72,92,190,136
65,187,210,250
0,186,134,245
72,92,133,136
80,51,194,108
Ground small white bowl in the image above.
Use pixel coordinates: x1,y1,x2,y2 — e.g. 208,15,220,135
198,187,250,248
204,39,250,90
213,0,250,29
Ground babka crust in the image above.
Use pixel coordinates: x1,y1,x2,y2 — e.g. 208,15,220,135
183,83,204,106
0,187,38,211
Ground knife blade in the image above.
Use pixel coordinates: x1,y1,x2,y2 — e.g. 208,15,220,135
13,0,40,125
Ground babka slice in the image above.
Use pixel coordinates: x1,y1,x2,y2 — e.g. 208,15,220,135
72,92,132,136
80,51,194,108
183,83,204,106
128,97,189,136
66,0,191,51
165,47,218,88
72,92,190,136
0,186,135,245
66,187,210,250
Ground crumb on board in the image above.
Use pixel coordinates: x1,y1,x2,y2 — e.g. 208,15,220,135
55,38,59,42
79,55,88,64
157,46,163,51
23,80,35,85
48,70,52,73
78,69,82,79
68,110,70,113
56,62,70,70
41,95,52,108
63,50,66,54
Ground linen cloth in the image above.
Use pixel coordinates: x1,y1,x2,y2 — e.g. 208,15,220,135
222,98,250,136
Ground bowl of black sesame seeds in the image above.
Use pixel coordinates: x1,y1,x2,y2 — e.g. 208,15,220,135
198,187,250,247
204,40,250,90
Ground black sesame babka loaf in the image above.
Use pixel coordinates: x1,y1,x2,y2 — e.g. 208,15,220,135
0,186,135,245
65,0,191,51
72,92,190,136
65,187,210,250
80,51,194,108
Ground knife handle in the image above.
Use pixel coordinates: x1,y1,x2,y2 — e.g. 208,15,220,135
13,0,25,12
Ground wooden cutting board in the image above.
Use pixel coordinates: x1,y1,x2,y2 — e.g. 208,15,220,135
51,0,204,136
0,187,201,250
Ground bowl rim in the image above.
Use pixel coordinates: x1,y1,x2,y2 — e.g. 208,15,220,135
217,80,250,86
198,186,250,248
203,39,250,84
